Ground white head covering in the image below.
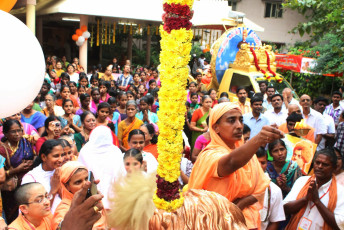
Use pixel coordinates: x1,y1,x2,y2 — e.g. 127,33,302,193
78,126,126,209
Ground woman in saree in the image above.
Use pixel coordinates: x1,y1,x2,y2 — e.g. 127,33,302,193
52,161,107,230
118,100,143,152
41,94,65,117
266,139,303,198
188,102,284,229
74,111,96,152
0,119,35,223
189,95,212,149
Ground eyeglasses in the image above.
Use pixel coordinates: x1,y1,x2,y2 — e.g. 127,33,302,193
9,129,23,135
24,194,53,205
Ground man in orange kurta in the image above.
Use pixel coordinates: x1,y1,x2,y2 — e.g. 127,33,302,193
188,102,284,229
9,183,53,230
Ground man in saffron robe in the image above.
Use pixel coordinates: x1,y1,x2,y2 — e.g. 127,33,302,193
188,102,284,229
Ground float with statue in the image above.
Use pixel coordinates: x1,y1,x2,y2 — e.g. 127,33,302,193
202,26,298,101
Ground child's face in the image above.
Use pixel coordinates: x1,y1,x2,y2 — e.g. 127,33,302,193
149,82,157,89
124,156,142,173
133,75,140,83
191,95,198,104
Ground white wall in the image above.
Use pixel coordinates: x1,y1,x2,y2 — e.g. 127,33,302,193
236,0,309,46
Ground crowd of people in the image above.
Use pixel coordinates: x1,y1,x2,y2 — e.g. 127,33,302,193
0,54,343,230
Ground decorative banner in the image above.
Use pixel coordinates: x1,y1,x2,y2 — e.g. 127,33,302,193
209,30,212,46
214,27,262,84
123,24,126,34
108,22,111,44
138,24,141,35
97,19,100,46
90,25,94,47
130,23,133,35
276,54,317,74
282,134,317,174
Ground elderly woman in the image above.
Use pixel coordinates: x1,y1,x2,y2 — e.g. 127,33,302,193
41,94,65,117
188,102,284,229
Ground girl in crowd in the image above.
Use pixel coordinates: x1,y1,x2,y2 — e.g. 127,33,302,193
99,81,110,103
55,85,80,113
59,138,74,163
126,90,136,101
187,82,200,104
96,102,111,126
110,80,116,90
190,95,212,148
136,96,158,125
41,94,65,117
52,161,107,230
90,88,101,112
138,84,146,99
267,139,303,198
22,139,64,213
127,129,158,174
74,111,96,152
116,91,128,121
76,93,96,115
123,148,143,174
66,64,79,83
140,71,147,84
118,100,143,152
0,120,35,223
21,101,47,136
77,85,86,106
108,97,121,135
132,73,141,88
89,74,99,90
191,117,211,163
36,116,61,153
78,126,126,210
78,73,89,89
189,92,200,116
59,99,82,133
60,72,70,86
208,88,218,108
140,124,158,159
39,83,52,108
147,79,157,94
220,92,229,98
68,81,78,98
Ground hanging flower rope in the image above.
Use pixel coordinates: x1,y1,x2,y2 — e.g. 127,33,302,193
265,50,283,83
250,47,270,80
153,0,194,212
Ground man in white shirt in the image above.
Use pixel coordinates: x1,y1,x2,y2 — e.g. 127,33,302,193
265,94,288,126
256,147,285,230
283,148,344,230
313,97,335,150
198,54,205,70
262,85,275,112
324,91,344,127
300,94,326,145
282,88,300,110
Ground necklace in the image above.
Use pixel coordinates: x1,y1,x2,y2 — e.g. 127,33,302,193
6,140,19,156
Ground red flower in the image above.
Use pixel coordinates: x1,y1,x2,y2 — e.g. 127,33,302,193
307,50,310,53
298,49,302,52
156,175,180,201
316,51,319,54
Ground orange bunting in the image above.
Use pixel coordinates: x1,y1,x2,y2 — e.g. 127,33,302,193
72,34,79,41
76,29,83,36
81,25,87,32
0,0,17,13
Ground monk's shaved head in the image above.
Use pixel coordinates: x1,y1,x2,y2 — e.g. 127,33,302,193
288,104,301,115
15,182,42,205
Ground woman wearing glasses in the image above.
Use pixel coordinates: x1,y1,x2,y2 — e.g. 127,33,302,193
0,119,35,223
36,116,62,153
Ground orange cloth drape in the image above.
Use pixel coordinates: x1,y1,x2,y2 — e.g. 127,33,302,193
52,161,107,230
285,175,337,230
144,144,158,159
188,102,270,229
9,213,52,230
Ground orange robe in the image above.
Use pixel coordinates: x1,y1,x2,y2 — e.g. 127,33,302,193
188,102,269,229
144,144,158,159
234,101,252,115
279,123,315,142
52,161,107,230
9,213,52,230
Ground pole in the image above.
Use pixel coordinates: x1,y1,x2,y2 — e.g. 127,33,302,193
26,0,36,35
79,15,88,73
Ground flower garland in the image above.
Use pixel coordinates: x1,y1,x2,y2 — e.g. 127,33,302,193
265,50,283,83
153,0,194,212
250,47,270,80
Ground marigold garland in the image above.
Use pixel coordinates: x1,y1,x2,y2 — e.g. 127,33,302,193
154,0,194,212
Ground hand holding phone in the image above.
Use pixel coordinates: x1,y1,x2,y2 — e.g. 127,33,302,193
86,171,98,199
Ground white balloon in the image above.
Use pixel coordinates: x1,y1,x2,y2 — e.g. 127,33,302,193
77,36,85,43
82,31,90,39
76,40,84,46
0,10,45,118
